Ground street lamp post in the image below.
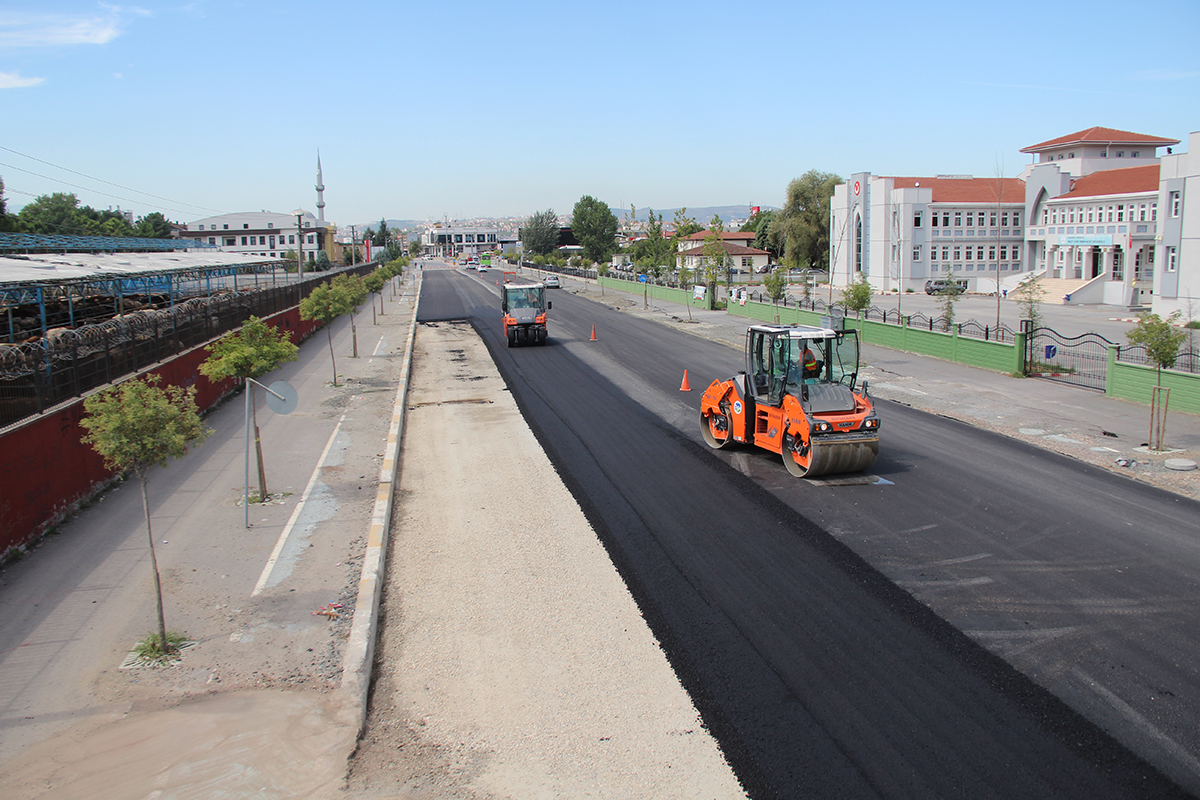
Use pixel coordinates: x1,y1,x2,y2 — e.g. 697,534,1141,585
293,210,306,281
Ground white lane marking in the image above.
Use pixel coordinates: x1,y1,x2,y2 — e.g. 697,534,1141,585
251,413,347,597
1072,666,1200,781
372,335,388,357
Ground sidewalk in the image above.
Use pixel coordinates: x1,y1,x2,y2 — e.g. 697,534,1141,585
555,273,1200,500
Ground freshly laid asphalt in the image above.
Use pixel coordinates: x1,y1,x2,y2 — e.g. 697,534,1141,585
3,262,1197,797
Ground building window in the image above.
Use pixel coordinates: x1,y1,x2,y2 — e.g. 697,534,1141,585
267,222,274,229
244,223,249,229
223,224,229,230
1001,212,1009,227
954,212,962,227
953,246,961,261
241,236,247,245
1113,251,1124,281
989,212,996,227
854,215,863,273
1171,192,1182,217
307,235,314,244
942,212,950,227
913,245,922,261
1000,245,1008,261
1087,208,1094,223
1041,209,1049,225
224,237,235,246
208,237,216,245
199,224,205,230
1117,205,1125,222
1012,212,1020,227
1152,203,1158,221
1117,151,1125,158
966,212,974,227
742,257,753,267
289,235,295,244
988,246,996,261
1131,151,1139,158
1107,205,1114,222
1168,246,1177,272
914,211,923,227
942,246,950,261
931,212,938,227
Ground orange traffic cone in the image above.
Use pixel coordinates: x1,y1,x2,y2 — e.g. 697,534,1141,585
590,324,597,341
680,370,691,391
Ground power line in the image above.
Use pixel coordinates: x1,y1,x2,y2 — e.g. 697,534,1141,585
0,144,224,216
0,161,212,220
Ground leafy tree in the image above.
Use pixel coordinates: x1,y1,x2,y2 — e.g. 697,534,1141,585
315,250,332,271
300,279,358,385
409,236,424,256
1128,311,1188,385
744,209,779,260
17,192,88,235
773,170,843,271
572,195,618,264
364,269,387,317
672,207,702,238
631,209,675,279
1128,311,1188,450
199,317,298,500
372,219,391,247
841,272,873,320
521,209,560,257
763,267,787,306
80,375,211,658
133,212,173,238
0,177,14,232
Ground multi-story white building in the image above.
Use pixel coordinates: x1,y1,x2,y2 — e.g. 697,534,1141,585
1155,130,1200,318
420,224,500,258
181,210,336,263
830,174,1026,294
829,127,1188,310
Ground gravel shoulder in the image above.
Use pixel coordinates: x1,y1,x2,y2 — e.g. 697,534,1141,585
344,319,745,799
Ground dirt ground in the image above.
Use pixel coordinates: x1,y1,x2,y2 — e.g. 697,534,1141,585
341,320,745,799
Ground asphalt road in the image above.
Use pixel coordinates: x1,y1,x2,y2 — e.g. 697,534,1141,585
420,265,1199,800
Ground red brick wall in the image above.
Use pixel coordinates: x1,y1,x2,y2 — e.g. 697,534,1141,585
0,307,320,560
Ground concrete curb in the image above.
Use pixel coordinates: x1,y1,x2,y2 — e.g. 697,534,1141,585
339,272,421,733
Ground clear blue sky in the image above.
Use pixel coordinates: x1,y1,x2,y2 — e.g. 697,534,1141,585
2,0,1198,228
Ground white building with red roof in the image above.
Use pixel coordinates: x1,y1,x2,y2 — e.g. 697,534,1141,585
830,126,1190,312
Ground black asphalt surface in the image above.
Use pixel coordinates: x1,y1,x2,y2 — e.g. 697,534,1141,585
418,267,1197,800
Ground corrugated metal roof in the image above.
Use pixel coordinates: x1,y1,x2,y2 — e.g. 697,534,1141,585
0,251,285,287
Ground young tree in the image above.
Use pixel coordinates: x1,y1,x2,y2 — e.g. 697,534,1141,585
763,268,788,321
80,376,211,658
572,195,619,264
938,271,962,327
1127,311,1188,450
1014,274,1046,331
700,214,728,310
332,273,368,358
199,317,299,501
300,279,357,385
521,209,560,257
364,269,387,318
1128,311,1188,386
841,272,874,321
409,236,424,256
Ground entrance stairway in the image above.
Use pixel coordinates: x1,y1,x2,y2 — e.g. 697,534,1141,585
1028,277,1091,305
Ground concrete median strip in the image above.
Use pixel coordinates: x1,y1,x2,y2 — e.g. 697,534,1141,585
338,273,422,732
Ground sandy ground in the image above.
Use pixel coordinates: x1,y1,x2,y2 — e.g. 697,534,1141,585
343,320,746,799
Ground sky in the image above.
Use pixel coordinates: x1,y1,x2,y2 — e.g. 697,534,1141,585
1,0,1198,229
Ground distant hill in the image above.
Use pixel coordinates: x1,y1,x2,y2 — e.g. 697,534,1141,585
609,206,778,226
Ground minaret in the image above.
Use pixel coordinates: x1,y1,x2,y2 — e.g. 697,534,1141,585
315,152,326,222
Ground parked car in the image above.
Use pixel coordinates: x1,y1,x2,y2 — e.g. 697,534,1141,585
925,278,967,295
544,275,561,288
